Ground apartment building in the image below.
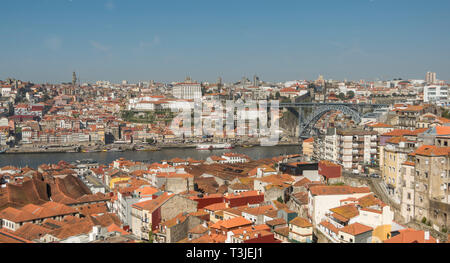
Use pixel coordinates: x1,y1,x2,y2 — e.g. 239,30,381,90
410,146,450,230
424,85,449,106
400,158,416,223
324,129,378,172
172,82,202,100
382,136,417,200
395,104,436,130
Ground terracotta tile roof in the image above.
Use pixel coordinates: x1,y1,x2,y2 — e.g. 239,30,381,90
89,213,121,228
402,161,415,166
0,178,50,210
50,175,109,206
210,216,252,230
437,118,450,124
265,218,286,227
271,200,289,210
291,192,309,204
397,105,425,112
319,220,339,235
161,213,188,228
242,205,275,216
224,190,263,199
289,217,312,228
188,209,210,219
294,177,312,187
187,233,226,243
135,186,159,197
339,222,373,236
231,224,270,235
107,223,128,235
0,202,78,223
387,136,409,144
204,202,228,211
381,129,414,137
368,123,393,128
188,224,209,235
42,218,66,230
330,204,359,221
357,194,386,208
274,226,289,237
309,185,371,196
76,203,109,216
409,128,428,135
413,145,450,157
131,192,174,212
384,228,437,243
47,219,94,240
13,223,52,241
229,183,252,191
0,229,34,243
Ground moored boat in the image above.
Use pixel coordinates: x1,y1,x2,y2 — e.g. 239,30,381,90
196,144,212,150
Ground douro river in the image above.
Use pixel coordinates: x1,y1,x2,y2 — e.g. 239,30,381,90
0,145,301,168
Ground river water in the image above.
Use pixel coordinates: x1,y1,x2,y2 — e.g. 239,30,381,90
0,145,301,168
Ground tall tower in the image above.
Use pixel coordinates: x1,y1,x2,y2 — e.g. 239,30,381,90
217,77,223,92
426,72,436,84
72,72,77,86
253,75,258,87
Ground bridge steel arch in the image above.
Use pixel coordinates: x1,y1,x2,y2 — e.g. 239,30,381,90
298,104,362,138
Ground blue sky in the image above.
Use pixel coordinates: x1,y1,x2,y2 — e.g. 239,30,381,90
0,0,449,83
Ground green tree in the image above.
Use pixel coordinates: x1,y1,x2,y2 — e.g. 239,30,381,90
347,91,355,99
148,224,154,243
337,93,346,100
277,196,284,204
421,217,427,224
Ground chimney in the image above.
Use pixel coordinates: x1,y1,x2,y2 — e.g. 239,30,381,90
424,231,430,241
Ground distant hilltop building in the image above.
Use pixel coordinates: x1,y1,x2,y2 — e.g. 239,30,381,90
172,76,202,99
72,72,77,86
315,75,325,86
253,75,260,87
426,71,437,84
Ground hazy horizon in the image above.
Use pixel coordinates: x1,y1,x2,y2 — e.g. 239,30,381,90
1,0,449,84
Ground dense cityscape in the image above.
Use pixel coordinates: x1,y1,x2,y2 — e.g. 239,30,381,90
0,72,449,244
1,0,449,249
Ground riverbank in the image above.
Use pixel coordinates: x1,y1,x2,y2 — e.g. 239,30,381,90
5,146,79,154
0,145,301,169
2,141,300,154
